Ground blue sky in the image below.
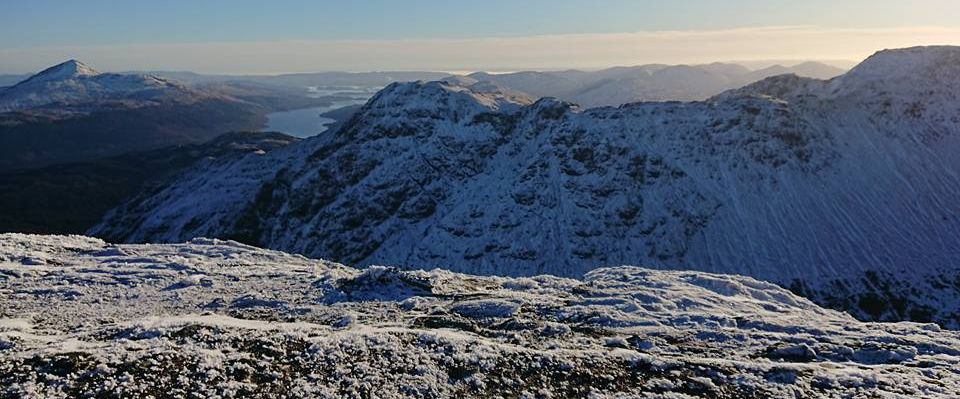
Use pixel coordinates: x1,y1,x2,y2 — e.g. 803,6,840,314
3,0,958,47
1,0,959,73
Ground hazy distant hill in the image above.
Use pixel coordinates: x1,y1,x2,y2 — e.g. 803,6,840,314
143,70,452,87
460,61,846,107
0,60,212,112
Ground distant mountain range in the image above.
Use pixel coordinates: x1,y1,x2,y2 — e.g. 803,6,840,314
133,70,453,88
91,46,960,328
453,61,846,107
0,60,844,109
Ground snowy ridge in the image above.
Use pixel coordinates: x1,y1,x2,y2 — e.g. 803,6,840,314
2,234,959,397
830,46,960,95
0,60,206,112
92,46,960,327
459,61,846,107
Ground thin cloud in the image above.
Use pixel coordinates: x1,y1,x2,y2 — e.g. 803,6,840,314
1,26,959,74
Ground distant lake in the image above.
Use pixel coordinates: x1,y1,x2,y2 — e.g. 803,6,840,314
262,86,378,138
263,105,340,138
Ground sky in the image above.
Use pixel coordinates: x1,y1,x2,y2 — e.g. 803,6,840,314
2,0,960,74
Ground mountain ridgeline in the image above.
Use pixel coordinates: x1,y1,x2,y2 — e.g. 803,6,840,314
91,47,960,327
0,60,328,171
454,61,846,107
0,60,196,112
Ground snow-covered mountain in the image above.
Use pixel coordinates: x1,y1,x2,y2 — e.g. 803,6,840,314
0,60,202,112
92,46,960,327
0,60,325,171
460,61,846,107
2,234,958,397
744,61,847,82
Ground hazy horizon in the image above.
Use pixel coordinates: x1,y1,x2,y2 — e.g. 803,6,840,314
0,27,942,75
2,0,959,74
0,56,858,77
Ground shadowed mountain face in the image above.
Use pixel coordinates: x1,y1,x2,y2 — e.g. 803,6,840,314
0,99,266,171
91,46,959,327
0,131,298,234
459,61,846,107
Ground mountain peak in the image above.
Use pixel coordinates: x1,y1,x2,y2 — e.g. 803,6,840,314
27,59,100,83
367,80,532,116
830,45,960,95
0,60,198,112
845,46,960,81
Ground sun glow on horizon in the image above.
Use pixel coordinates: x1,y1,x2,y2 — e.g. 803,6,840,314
1,25,958,74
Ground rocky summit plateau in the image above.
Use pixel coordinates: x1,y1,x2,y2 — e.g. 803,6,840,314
1,234,959,398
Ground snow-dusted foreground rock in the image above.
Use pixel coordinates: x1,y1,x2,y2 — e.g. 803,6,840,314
1,235,959,398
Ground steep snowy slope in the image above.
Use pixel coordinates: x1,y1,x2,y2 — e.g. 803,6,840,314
2,234,959,398
93,46,960,327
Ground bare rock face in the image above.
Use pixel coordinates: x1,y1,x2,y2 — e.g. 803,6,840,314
2,234,959,398
92,47,960,327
